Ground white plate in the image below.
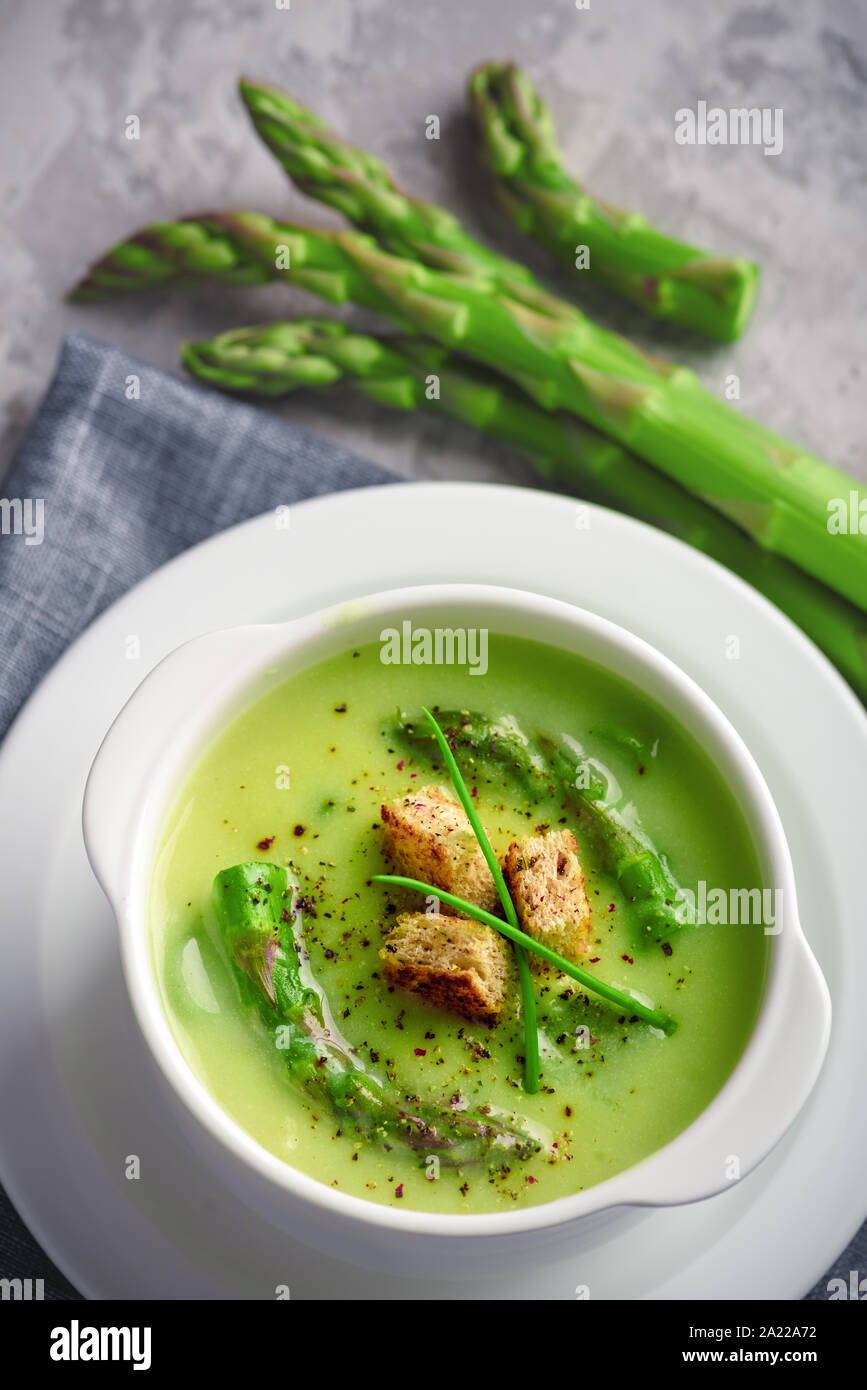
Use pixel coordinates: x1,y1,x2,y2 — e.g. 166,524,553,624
0,482,864,1300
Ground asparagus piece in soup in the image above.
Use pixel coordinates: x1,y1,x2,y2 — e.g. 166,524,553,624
212,862,540,1167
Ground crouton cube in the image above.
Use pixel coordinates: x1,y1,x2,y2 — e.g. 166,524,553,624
380,784,499,913
380,911,512,1023
503,829,592,969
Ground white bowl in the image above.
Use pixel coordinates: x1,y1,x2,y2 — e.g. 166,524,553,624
83,584,831,1276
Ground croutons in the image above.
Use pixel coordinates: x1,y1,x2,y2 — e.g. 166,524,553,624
380,785,499,913
380,911,511,1023
503,829,592,968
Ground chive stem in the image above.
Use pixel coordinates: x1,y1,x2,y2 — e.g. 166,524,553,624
420,707,540,1091
372,873,676,1035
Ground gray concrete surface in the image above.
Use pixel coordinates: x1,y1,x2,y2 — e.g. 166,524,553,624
1,0,865,485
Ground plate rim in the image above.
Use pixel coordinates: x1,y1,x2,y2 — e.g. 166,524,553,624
0,479,864,1299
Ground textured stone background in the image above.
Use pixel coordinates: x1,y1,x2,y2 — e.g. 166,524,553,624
1,0,866,484
0,0,865,1300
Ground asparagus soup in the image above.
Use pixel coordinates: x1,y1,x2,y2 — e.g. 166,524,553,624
150,633,768,1214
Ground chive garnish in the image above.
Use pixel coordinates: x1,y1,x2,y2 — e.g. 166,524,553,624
420,707,539,1091
372,873,676,1036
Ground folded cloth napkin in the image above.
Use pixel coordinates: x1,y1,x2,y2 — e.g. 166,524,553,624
0,333,861,1300
0,332,397,740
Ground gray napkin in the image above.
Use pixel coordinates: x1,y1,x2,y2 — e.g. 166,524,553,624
0,333,861,1300
0,332,396,739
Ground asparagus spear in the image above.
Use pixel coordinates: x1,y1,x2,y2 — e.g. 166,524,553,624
68,212,423,330
468,62,760,341
69,215,867,610
389,711,688,942
70,211,659,383
234,80,862,601
237,76,716,386
213,861,539,1166
181,319,867,698
238,77,540,291
66,218,276,297
332,235,867,610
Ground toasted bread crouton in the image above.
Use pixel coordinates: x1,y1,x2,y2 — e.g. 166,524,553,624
503,829,592,969
380,911,511,1023
380,785,499,913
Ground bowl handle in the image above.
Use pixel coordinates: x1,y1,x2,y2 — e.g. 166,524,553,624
82,625,294,909
621,922,831,1207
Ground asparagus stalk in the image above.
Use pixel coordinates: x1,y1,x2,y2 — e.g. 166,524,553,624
68,212,421,329
238,76,715,388
468,62,760,341
332,235,867,610
234,80,861,600
181,318,867,698
390,711,688,943
69,214,867,610
239,77,539,291
66,218,275,296
213,862,539,1166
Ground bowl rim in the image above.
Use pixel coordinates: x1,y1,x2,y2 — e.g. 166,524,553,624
83,582,830,1239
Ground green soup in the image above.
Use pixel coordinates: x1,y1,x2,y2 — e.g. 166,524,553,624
150,633,768,1214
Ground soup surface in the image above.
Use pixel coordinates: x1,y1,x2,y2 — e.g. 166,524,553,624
150,633,768,1213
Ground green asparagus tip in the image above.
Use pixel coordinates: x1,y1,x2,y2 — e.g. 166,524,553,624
238,74,332,132
238,74,284,110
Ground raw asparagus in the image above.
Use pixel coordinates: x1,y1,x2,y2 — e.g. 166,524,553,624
468,62,760,340
68,212,419,328
239,77,539,291
213,861,539,1165
237,76,710,385
70,215,867,609
181,319,867,698
234,80,862,599
388,710,689,942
